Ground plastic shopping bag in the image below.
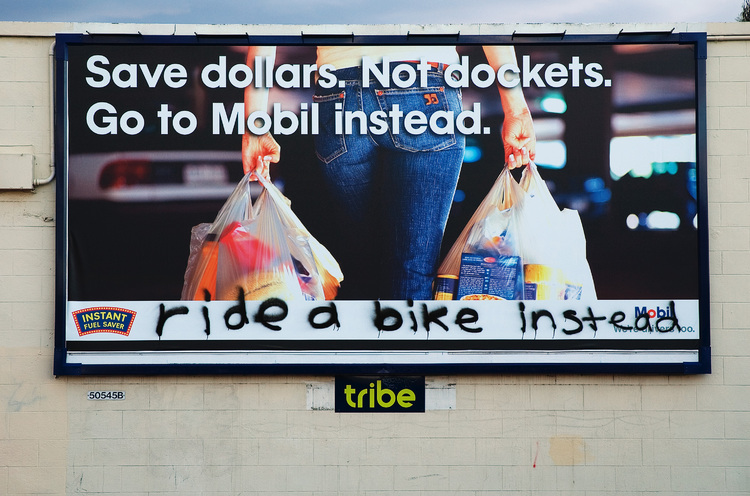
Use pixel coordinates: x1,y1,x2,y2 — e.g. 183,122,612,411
434,162,596,301
182,172,343,302
518,162,596,300
181,171,257,301
251,172,344,301
435,166,526,301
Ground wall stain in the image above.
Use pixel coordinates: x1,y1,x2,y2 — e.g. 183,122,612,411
7,384,41,412
548,436,586,466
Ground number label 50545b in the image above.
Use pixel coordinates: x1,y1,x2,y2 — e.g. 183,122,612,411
87,391,125,401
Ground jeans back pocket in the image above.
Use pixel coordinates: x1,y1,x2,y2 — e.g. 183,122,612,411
375,86,458,152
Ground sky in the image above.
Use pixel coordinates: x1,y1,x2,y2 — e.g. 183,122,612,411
0,0,744,25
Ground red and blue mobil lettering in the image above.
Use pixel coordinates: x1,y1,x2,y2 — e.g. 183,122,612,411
634,305,672,319
72,307,136,336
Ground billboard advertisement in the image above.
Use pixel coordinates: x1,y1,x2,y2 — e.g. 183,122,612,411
54,31,709,374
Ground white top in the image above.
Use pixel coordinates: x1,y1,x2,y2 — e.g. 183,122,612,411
316,45,460,70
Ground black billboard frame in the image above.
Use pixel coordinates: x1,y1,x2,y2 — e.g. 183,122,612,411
53,30,710,376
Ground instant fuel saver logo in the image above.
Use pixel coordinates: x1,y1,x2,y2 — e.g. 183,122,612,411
72,307,136,336
335,376,425,413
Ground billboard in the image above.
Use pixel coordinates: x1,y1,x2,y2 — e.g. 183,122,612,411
54,30,709,375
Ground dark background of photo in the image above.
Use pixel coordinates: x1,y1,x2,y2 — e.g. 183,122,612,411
65,41,701,301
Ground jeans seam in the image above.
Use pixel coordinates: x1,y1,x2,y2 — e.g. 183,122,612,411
313,90,347,164
354,84,379,147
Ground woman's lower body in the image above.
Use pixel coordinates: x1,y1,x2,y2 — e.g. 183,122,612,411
313,64,465,300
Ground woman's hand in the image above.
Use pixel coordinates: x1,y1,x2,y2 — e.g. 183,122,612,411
502,107,536,169
242,132,280,180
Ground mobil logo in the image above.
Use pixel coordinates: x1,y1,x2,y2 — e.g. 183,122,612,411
634,305,672,319
631,301,681,334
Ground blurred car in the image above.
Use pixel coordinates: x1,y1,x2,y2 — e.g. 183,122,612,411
68,150,257,202
67,150,262,301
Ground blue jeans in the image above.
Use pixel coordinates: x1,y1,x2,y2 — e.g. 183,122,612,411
313,64,465,300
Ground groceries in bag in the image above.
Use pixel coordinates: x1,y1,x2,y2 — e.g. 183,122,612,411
435,167,525,301
434,162,595,301
182,171,343,302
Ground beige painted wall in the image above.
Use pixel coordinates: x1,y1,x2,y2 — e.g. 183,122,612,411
1,21,749,495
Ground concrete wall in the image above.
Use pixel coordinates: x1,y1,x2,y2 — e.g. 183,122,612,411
1,21,749,495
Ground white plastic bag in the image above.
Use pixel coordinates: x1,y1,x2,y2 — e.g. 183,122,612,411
435,162,596,301
518,161,596,300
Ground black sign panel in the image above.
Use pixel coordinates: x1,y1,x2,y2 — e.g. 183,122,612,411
335,376,426,412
